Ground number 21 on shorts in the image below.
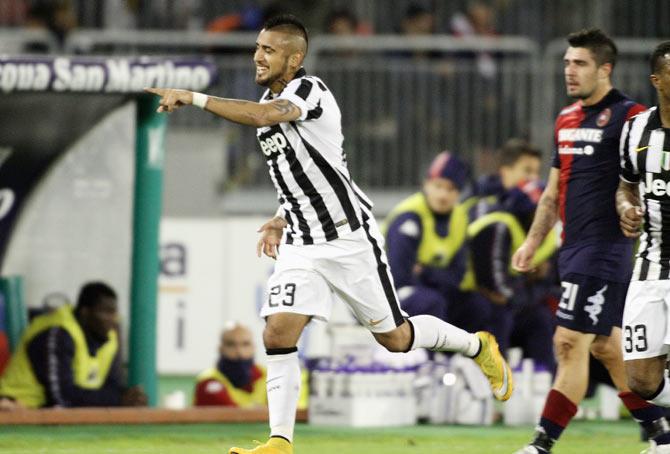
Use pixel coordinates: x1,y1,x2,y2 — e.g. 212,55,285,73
559,281,579,312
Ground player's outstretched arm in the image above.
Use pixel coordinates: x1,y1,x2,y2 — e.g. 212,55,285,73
512,167,559,272
144,88,301,127
616,179,644,238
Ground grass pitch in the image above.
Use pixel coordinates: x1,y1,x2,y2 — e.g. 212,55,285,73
0,420,647,453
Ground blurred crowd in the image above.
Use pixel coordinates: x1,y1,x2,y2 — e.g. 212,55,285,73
0,0,500,52
0,0,495,34
2,0,668,48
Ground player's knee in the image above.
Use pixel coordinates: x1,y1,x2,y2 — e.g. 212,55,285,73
590,339,616,363
627,373,662,400
553,330,582,361
263,324,292,350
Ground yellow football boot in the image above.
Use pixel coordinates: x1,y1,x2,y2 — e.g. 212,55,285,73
473,331,514,401
229,437,293,454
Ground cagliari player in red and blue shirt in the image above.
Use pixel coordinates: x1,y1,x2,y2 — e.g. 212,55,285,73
512,29,670,454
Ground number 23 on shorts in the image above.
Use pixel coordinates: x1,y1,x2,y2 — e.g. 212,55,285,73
268,283,297,307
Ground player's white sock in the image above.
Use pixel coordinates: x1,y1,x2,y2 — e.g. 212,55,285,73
650,376,670,407
408,314,480,356
266,348,301,442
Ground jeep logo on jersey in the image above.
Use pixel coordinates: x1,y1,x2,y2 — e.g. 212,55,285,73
258,126,291,158
557,128,604,143
642,172,670,197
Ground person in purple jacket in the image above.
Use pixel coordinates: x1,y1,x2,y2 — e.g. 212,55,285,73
468,180,557,373
470,138,542,206
384,151,490,333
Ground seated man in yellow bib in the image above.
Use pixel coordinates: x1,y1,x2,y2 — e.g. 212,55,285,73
0,282,147,408
384,151,491,333
195,323,266,407
195,322,307,409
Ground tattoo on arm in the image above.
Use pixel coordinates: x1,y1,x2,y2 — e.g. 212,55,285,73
198,96,299,126
270,100,299,117
526,191,558,246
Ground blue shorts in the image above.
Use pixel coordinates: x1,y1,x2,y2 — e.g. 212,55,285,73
555,273,628,335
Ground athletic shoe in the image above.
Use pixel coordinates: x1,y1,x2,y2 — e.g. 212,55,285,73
473,331,514,401
514,428,554,453
513,445,549,454
229,437,293,454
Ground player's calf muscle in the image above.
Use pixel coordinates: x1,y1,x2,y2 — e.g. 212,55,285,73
627,373,662,398
625,358,666,398
373,324,411,352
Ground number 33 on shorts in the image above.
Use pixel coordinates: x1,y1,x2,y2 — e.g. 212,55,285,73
623,324,648,354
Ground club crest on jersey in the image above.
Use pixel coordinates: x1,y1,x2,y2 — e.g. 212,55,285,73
596,108,612,127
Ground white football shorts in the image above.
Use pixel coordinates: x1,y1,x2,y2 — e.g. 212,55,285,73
622,279,670,360
260,215,406,333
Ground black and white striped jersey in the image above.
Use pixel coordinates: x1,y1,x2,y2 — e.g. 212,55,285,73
620,106,670,280
257,68,372,245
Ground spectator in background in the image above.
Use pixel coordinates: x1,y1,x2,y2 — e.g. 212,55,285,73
400,3,435,36
398,2,437,58
451,1,496,37
321,9,373,58
463,139,555,371
468,138,543,209
0,0,29,26
384,152,490,333
206,5,265,33
24,0,77,51
0,282,147,409
450,0,498,79
194,322,266,407
323,9,357,35
468,180,557,373
206,2,291,34
449,1,499,144
195,322,308,409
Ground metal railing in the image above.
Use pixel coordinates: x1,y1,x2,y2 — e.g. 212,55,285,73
59,30,541,190
3,0,669,41
96,0,670,42
0,28,57,53
308,35,540,187
2,30,666,200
